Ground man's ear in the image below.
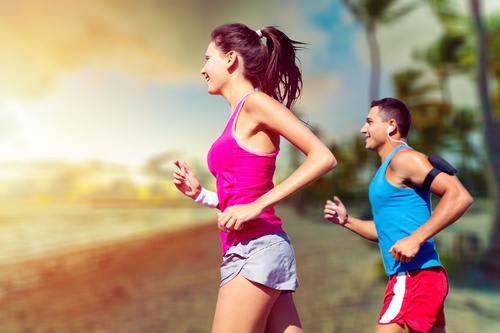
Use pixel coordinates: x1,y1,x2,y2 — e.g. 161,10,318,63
388,120,397,134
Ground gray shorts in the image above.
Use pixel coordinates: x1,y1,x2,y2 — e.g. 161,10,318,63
220,232,299,292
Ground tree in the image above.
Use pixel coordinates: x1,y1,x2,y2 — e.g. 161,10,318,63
392,67,453,154
425,0,462,31
448,107,483,181
413,32,466,103
420,0,499,274
342,0,419,101
469,0,500,275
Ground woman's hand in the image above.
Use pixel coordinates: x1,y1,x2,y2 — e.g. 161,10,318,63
173,160,202,199
217,202,264,232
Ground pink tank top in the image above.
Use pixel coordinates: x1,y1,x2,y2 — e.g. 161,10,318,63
207,93,285,255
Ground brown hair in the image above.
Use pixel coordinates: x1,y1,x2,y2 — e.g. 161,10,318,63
371,98,412,138
211,23,305,109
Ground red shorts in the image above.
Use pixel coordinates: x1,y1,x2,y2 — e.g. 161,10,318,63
378,266,449,333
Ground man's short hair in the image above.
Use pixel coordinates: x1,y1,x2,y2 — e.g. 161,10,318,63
371,98,412,138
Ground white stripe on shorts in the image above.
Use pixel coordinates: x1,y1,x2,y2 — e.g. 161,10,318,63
379,272,407,324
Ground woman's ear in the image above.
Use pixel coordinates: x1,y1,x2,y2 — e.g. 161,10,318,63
226,51,237,67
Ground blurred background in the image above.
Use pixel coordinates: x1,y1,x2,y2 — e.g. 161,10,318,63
0,0,499,332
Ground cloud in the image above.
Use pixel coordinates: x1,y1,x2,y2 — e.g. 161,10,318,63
0,0,307,99
349,4,443,75
301,73,341,114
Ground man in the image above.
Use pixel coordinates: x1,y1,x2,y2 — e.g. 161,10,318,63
324,98,473,333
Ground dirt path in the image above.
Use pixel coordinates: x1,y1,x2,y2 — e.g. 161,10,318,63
0,204,498,332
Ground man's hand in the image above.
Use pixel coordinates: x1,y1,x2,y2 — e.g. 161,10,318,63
324,196,348,226
388,236,422,263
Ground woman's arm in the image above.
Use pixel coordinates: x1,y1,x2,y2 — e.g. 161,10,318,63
217,92,337,231
246,92,337,211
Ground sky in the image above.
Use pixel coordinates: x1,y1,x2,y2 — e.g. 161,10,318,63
0,0,499,169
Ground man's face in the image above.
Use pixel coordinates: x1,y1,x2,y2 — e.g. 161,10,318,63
360,106,390,151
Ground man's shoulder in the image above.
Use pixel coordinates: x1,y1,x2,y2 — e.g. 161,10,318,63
391,148,430,173
392,147,426,161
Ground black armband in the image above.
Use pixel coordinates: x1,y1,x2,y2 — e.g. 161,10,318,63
422,155,457,191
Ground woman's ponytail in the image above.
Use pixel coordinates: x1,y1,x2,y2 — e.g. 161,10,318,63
211,23,306,109
260,27,306,109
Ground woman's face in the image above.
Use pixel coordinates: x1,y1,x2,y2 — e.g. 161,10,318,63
201,41,229,95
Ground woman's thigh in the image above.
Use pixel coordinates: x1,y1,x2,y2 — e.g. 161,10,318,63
212,274,281,333
265,293,302,333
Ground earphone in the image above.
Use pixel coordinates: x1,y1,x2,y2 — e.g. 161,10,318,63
387,125,408,146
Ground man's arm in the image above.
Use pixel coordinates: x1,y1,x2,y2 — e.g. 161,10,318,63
387,151,474,262
324,196,378,242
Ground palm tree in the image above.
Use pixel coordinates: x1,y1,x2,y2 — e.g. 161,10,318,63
449,107,481,172
392,68,438,103
425,0,462,31
342,0,419,102
420,0,500,274
415,0,469,103
469,0,500,275
482,14,500,113
392,68,453,154
413,32,466,103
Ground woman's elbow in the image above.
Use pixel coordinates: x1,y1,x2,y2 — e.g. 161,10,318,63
324,150,337,171
309,148,337,173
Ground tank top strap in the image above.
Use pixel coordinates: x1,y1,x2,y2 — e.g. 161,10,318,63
387,144,412,163
231,92,253,120
380,145,412,175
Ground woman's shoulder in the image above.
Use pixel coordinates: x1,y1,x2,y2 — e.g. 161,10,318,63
245,91,270,104
244,91,284,112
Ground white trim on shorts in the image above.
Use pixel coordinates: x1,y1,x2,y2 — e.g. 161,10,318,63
379,272,407,324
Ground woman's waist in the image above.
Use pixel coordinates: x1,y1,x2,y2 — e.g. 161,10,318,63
218,191,273,210
220,222,285,255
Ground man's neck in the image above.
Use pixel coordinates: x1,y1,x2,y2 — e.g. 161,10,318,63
378,142,406,164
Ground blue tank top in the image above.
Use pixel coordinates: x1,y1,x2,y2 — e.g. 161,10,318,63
369,145,441,275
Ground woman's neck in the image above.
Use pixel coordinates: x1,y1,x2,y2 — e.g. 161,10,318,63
223,80,256,113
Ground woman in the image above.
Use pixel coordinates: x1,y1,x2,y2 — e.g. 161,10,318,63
173,23,337,333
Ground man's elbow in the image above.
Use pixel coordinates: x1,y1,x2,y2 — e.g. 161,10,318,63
457,190,474,212
463,192,474,210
